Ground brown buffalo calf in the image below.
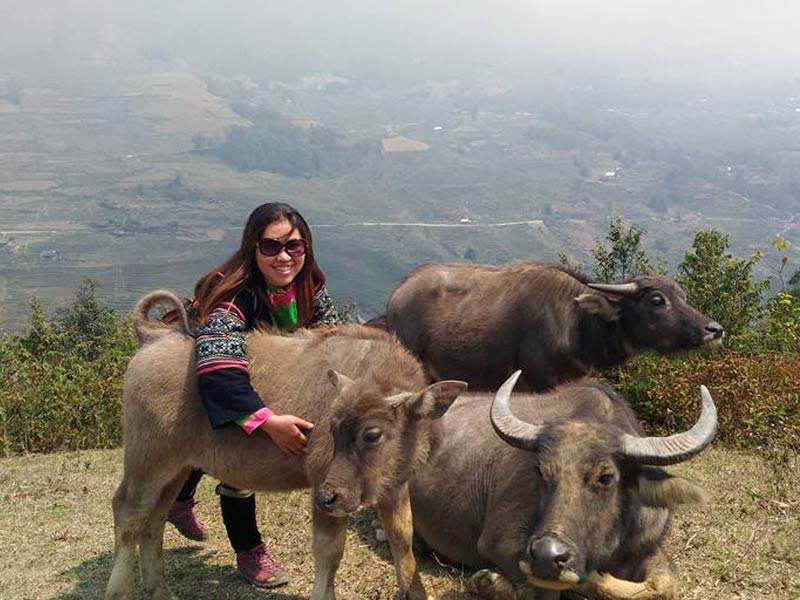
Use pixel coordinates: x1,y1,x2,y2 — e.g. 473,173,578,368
105,291,466,600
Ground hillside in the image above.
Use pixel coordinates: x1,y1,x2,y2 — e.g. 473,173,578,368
1,8,799,329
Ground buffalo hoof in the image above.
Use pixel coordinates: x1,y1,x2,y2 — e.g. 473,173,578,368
587,571,676,600
467,568,520,600
371,518,388,542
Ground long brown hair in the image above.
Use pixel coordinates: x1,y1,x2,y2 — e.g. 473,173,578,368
194,202,326,326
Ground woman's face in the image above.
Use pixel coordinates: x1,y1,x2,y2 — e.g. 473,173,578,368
255,218,306,288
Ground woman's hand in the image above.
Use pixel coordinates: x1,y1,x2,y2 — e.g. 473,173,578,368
261,414,314,455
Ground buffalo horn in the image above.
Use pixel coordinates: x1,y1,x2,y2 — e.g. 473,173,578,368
621,386,718,465
490,370,543,451
586,281,640,296
386,391,414,410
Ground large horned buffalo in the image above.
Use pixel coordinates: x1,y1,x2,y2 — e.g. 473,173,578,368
105,291,467,600
385,263,724,391
409,371,717,600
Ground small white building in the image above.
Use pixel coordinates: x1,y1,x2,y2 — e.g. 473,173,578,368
39,249,60,260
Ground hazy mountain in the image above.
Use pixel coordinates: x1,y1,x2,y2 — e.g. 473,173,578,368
1,1,798,330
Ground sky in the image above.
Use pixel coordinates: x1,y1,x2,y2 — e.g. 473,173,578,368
2,1,800,85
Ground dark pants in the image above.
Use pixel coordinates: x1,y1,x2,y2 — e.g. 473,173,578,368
178,469,262,552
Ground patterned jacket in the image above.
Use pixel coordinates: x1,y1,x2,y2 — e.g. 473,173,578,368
195,283,339,428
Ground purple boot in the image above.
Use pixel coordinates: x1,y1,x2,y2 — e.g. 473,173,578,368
236,542,289,588
167,500,208,541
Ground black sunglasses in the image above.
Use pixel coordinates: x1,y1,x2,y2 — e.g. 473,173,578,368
256,237,308,257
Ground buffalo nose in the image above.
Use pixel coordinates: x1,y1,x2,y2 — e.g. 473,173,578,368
529,537,574,574
705,321,724,338
314,488,338,511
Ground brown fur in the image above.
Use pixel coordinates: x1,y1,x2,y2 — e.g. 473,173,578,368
386,262,721,391
105,293,466,600
409,383,709,600
131,290,193,345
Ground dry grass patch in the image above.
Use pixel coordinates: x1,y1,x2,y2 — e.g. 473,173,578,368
127,71,250,139
381,137,430,153
0,447,796,599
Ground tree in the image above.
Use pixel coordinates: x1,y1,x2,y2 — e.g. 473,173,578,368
676,229,768,336
1,282,135,454
759,290,800,353
557,251,583,273
19,297,57,358
591,217,655,282
191,132,211,149
214,118,370,178
53,280,121,360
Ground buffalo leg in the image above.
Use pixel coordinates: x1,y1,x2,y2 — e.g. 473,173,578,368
105,480,138,600
467,569,556,600
587,546,677,600
139,473,187,600
105,466,187,600
376,484,429,600
473,507,564,599
475,510,534,585
139,517,173,600
106,476,170,600
310,504,347,600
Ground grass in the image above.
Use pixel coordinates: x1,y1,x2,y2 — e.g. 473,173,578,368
0,447,797,600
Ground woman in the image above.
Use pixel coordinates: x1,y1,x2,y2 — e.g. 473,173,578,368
166,202,339,588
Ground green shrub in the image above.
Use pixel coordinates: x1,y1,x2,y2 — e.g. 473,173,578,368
0,282,136,456
756,291,800,354
1,279,797,457
609,351,800,453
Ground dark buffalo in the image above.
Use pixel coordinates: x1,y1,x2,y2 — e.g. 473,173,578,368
409,371,717,600
385,262,724,391
105,291,467,600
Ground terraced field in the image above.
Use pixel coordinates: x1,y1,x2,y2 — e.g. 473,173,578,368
2,62,799,330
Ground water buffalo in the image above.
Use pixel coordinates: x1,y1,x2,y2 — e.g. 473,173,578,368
105,291,467,600
409,371,717,600
385,262,724,391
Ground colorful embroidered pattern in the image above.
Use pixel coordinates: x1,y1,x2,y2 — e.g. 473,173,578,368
195,302,249,375
311,285,339,327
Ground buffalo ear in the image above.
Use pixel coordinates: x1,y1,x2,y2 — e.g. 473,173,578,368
575,293,621,321
407,380,468,420
327,369,356,394
634,467,708,508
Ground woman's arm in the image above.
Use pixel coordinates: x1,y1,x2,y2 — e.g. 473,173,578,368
196,300,265,428
195,296,313,454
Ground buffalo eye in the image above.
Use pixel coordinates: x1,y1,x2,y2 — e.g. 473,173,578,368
597,472,616,487
362,427,383,447
650,294,666,307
